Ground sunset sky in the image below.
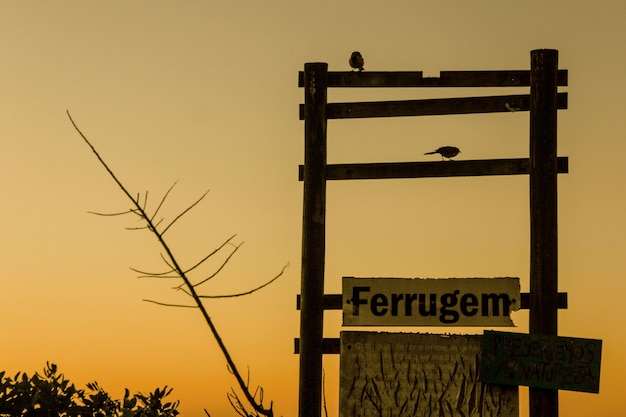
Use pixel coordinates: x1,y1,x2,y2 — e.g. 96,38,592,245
2,1,626,416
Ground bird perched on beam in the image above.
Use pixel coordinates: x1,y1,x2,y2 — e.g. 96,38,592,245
425,146,461,160
349,51,364,71
505,102,521,112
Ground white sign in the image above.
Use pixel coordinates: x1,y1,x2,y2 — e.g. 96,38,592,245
343,277,520,326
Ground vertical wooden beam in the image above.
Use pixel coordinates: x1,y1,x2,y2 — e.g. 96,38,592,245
299,62,328,417
529,49,559,417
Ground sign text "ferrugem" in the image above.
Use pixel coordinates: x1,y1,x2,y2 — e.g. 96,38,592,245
343,277,520,326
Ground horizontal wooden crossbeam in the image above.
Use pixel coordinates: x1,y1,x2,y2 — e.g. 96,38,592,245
294,292,568,355
299,93,567,119
297,70,568,88
298,157,569,181
296,293,568,310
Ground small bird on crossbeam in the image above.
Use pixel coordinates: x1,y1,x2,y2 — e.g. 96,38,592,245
349,51,364,71
424,146,461,160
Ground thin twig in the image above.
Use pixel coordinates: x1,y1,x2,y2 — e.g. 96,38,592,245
143,299,198,308
142,190,149,211
189,241,244,289
67,112,141,211
87,209,135,217
126,225,151,231
182,234,238,275
130,265,175,277
151,181,178,222
158,252,176,273
197,263,288,298
160,190,210,235
136,275,181,280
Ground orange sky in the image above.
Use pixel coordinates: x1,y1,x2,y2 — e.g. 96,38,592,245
2,1,626,416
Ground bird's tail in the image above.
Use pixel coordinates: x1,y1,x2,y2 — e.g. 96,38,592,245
424,151,437,155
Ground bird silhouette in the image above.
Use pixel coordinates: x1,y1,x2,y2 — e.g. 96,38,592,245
425,146,461,160
505,102,520,112
349,51,364,71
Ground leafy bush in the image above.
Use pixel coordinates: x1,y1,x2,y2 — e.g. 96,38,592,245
0,363,179,417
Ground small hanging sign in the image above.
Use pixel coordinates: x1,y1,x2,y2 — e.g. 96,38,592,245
480,330,602,393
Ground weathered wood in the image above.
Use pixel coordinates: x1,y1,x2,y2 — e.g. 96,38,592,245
295,55,571,417
298,157,568,181
299,63,328,417
298,70,568,88
299,93,567,119
529,49,560,417
296,292,568,310
341,333,519,417
294,337,340,355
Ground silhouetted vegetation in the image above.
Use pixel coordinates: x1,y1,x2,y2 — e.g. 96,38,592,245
0,362,179,416
67,112,284,417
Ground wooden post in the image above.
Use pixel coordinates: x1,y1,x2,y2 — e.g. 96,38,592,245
299,63,328,417
529,49,559,417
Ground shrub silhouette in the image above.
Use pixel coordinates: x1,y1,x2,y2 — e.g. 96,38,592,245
0,362,179,417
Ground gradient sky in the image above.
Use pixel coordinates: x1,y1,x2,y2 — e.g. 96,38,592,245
2,1,626,416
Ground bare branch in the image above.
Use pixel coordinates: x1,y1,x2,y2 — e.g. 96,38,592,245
151,181,179,222
159,251,176,272
227,390,250,417
198,263,288,298
130,265,176,277
160,189,210,235
134,271,181,279
126,225,151,231
142,190,149,211
228,364,251,388
188,241,244,289
174,287,192,297
151,235,238,287
68,112,276,417
152,217,165,230
182,234,238,275
142,299,198,308
67,111,139,212
87,209,135,217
